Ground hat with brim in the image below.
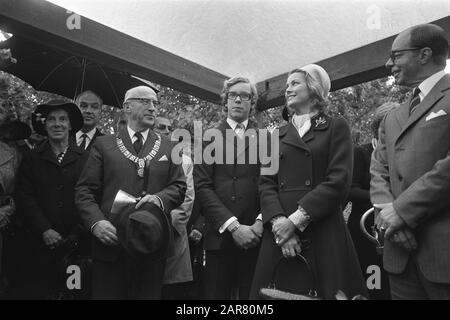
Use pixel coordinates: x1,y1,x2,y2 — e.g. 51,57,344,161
0,120,31,141
31,99,83,136
116,202,172,260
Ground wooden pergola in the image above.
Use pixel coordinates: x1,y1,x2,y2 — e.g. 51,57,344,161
1,0,449,110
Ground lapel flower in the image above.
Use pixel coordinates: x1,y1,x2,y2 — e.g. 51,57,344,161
314,116,326,127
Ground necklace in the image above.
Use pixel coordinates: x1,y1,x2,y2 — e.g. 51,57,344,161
116,133,161,177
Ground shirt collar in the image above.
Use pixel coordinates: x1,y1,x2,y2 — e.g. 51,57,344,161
127,126,149,143
418,70,446,100
76,127,97,141
226,118,248,131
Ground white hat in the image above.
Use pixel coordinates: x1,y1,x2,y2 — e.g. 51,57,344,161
124,86,157,102
298,64,331,99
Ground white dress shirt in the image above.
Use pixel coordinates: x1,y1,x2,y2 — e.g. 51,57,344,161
219,118,257,234
127,126,149,145
76,128,97,149
417,70,446,102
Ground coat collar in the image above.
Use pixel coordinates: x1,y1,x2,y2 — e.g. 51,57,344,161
279,112,330,150
395,73,450,144
35,139,84,166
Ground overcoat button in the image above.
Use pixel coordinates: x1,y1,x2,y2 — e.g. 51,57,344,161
305,180,311,186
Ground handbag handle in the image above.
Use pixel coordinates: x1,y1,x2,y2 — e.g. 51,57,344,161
269,240,318,297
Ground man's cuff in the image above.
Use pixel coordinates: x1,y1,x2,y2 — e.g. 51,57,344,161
256,213,262,221
288,206,311,232
373,203,392,209
219,216,238,234
154,195,165,212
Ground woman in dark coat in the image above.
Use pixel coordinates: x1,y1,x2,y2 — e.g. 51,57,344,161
250,64,367,300
13,100,88,299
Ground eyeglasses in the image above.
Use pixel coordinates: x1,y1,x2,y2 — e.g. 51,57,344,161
227,92,252,101
156,124,172,131
389,47,423,63
127,98,159,107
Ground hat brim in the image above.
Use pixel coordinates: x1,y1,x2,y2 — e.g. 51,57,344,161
115,202,172,260
32,102,83,136
0,120,32,140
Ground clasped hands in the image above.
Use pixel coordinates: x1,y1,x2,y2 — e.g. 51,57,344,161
272,216,301,258
93,193,162,246
374,203,417,252
232,220,263,250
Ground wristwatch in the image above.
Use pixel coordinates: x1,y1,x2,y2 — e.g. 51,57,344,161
229,221,241,233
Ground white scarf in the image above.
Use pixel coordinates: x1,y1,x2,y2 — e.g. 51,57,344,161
292,113,312,138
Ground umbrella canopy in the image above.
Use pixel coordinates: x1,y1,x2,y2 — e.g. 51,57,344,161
1,34,158,108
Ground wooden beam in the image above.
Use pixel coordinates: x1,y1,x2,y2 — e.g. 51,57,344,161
256,16,450,110
0,0,228,104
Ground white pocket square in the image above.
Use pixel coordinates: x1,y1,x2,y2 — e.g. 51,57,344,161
158,155,168,161
426,110,447,121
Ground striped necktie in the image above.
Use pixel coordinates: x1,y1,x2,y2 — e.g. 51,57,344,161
133,132,143,154
235,123,245,138
409,87,421,115
79,133,88,150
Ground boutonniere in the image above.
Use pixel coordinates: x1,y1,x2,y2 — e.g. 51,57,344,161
314,116,326,128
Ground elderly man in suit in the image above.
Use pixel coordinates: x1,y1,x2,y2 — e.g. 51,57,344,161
370,23,450,300
194,76,263,300
75,86,186,299
74,90,104,151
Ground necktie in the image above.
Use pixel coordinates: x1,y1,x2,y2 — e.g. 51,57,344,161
409,87,421,115
235,123,245,138
79,133,88,150
133,132,143,154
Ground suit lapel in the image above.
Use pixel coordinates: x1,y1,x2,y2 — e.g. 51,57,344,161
118,127,138,156
236,122,257,158
140,130,158,158
396,74,450,143
87,128,103,150
394,101,410,129
219,121,238,161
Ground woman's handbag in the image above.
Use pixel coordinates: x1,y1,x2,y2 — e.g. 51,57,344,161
259,245,321,300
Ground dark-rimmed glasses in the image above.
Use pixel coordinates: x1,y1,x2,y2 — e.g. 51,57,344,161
127,98,159,107
227,92,252,101
389,47,424,63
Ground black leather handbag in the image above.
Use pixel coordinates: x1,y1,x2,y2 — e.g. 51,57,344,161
259,249,321,300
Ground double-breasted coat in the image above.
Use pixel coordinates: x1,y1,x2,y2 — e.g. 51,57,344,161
250,113,367,300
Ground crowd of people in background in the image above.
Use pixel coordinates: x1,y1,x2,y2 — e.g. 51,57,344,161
0,23,449,300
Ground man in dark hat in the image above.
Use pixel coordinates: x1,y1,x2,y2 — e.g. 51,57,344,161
74,90,104,151
13,99,88,299
75,85,186,299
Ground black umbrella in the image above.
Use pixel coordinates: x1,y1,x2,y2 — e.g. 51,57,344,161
1,35,159,108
